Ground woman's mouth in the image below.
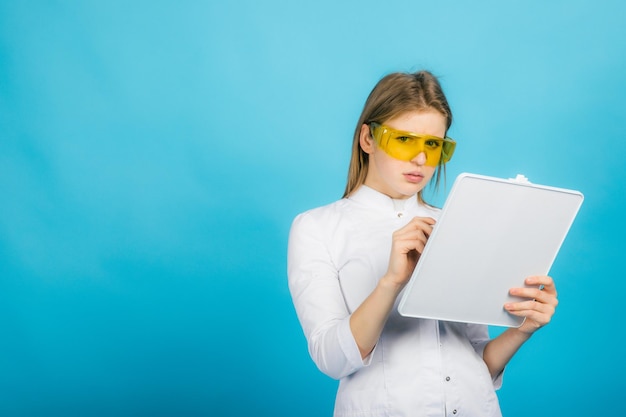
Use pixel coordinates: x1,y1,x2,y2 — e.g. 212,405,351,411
403,172,424,183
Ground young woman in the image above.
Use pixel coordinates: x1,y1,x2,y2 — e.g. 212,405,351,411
287,70,558,417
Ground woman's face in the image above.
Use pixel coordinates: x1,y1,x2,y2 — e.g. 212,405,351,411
360,110,447,199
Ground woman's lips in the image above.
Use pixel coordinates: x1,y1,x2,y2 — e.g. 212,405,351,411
403,172,424,183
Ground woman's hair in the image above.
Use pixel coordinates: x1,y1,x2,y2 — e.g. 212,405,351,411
342,70,453,203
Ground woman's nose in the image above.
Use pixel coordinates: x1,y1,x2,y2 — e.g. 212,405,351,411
411,151,427,165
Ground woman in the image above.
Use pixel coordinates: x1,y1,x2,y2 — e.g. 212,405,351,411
287,70,558,416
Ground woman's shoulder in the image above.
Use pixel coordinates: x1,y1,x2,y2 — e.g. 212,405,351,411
292,197,351,228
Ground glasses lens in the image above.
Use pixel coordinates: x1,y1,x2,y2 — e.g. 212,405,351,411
441,140,456,163
372,124,451,166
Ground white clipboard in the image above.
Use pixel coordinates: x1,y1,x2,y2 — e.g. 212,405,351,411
397,173,584,327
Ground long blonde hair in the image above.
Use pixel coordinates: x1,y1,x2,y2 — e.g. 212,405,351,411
342,70,453,203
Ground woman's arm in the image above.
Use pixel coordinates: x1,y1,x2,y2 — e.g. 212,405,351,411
482,275,559,378
350,216,435,358
289,212,363,379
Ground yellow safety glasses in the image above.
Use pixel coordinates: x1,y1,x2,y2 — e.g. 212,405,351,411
369,122,456,166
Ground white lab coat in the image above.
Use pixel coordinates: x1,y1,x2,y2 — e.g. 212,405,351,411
288,185,503,417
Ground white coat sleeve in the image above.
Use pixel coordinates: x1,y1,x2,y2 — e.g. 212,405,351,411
287,212,365,380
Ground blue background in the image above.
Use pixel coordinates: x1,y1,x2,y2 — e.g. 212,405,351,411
1,1,624,416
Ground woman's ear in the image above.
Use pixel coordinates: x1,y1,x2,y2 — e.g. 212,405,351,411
359,123,375,154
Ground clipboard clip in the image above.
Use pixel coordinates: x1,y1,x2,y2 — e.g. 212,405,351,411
509,174,531,184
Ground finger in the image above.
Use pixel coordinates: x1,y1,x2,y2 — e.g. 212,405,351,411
505,306,554,326
394,228,431,241
504,301,555,324
509,310,552,329
509,287,559,308
525,275,557,295
416,217,436,234
395,219,433,236
392,235,428,254
408,216,436,226
505,299,554,314
394,222,435,244
405,217,437,228
395,225,434,242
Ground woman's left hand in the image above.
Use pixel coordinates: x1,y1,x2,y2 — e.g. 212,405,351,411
504,275,559,335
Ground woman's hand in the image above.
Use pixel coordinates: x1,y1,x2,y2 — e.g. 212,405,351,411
504,275,559,334
383,216,436,289
350,216,435,358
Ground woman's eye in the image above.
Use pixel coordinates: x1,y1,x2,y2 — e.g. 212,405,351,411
425,139,442,148
395,136,413,143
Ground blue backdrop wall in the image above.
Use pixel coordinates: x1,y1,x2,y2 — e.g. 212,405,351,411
1,1,624,416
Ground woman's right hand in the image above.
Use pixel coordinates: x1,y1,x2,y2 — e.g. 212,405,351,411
350,216,436,359
383,216,436,289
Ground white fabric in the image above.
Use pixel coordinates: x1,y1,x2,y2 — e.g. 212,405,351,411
288,185,503,417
